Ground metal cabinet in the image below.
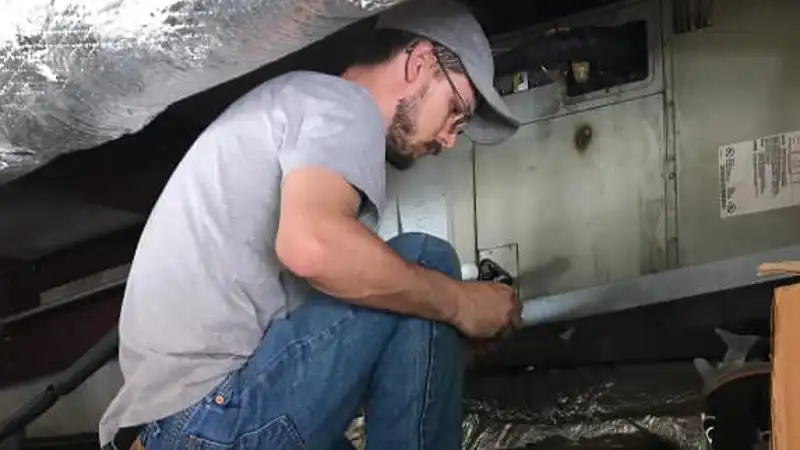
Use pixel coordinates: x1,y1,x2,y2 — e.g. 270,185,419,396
475,94,667,299
472,0,669,299
672,0,800,266
381,0,800,323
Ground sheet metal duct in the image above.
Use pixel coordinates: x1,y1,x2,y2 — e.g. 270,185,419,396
0,0,405,183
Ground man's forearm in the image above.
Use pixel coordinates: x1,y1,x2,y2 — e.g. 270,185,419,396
281,216,463,323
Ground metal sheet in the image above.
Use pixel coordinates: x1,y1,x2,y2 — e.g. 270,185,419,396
520,241,800,327
379,159,453,242
672,0,800,266
475,94,667,299
378,138,479,263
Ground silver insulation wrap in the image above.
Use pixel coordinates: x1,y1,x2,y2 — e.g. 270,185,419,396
0,0,406,182
346,413,704,449
461,414,704,449
458,363,704,449
346,363,706,449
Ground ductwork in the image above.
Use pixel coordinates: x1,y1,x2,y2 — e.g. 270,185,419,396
0,0,406,183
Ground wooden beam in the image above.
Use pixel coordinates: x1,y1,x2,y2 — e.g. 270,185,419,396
32,225,143,293
0,286,122,388
0,223,140,322
0,223,143,385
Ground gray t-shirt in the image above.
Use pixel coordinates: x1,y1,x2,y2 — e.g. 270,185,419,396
98,71,386,446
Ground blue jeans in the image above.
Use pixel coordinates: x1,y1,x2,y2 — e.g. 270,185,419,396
138,232,464,450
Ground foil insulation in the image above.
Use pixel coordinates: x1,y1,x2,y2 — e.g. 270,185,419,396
459,363,704,449
461,414,705,449
345,363,707,449
0,0,405,182
345,412,705,449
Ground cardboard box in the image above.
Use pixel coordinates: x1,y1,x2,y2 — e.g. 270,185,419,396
759,262,800,450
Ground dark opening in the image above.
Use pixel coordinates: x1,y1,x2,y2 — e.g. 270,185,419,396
493,20,650,97
464,0,625,36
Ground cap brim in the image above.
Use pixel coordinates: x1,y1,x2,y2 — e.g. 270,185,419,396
464,74,520,145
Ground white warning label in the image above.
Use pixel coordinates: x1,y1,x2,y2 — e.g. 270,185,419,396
719,130,800,218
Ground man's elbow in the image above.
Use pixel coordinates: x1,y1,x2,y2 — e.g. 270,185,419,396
275,228,327,279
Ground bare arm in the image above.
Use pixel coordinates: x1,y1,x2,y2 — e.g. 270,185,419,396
275,166,465,323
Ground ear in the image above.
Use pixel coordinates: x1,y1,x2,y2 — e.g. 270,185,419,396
403,40,436,84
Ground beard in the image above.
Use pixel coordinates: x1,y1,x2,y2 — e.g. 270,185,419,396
385,86,442,171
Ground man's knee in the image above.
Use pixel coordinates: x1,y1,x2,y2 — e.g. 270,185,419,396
344,298,459,352
397,314,460,349
386,232,461,280
387,232,456,257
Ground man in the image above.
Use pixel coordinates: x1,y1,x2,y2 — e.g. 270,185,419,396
99,0,522,448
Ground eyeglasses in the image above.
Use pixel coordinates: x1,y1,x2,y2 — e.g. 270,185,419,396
432,50,473,135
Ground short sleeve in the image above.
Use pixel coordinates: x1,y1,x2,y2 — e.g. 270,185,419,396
276,73,386,214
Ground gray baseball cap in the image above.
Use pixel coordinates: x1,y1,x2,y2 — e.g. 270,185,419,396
376,0,521,145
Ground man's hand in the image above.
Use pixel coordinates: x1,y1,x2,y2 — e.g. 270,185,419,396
451,282,521,339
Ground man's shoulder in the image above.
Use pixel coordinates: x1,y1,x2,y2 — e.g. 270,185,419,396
272,71,366,96
258,71,384,139
258,71,378,117
207,70,381,139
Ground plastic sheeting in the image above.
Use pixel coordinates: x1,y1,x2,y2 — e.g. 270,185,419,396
0,0,406,183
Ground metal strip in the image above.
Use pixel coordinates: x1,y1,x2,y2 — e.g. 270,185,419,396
521,243,800,326
3,276,126,325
